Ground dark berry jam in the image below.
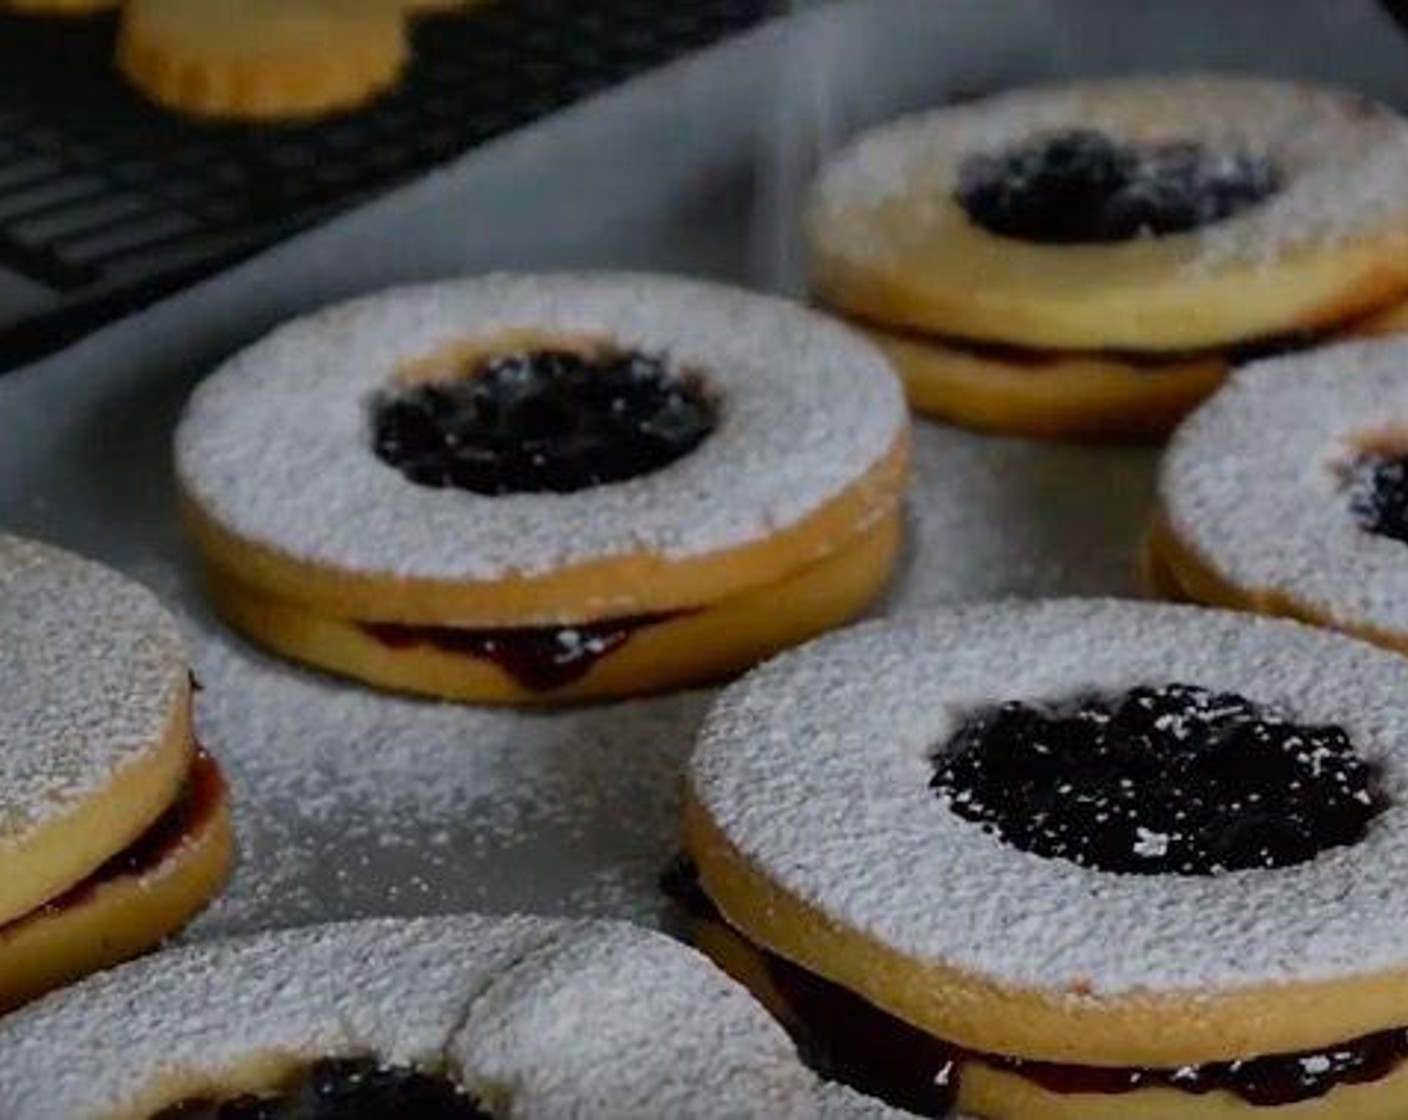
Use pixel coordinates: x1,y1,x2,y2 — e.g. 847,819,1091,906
931,684,1382,875
362,611,679,692
21,750,224,927
991,1030,1408,1107
1348,454,1408,543
151,1058,491,1120
660,856,958,1117
372,349,716,495
663,858,1408,1114
956,129,1279,244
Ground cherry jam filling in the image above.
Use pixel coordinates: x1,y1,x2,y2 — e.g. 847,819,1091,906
1348,454,1408,543
956,129,1279,244
361,611,681,692
661,858,1408,1114
151,1058,491,1120
372,348,716,495
931,683,1382,875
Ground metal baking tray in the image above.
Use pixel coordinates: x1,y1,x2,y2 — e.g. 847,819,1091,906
0,0,1403,946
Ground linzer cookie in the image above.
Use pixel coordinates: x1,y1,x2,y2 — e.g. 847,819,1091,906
175,273,909,705
0,914,905,1118
682,600,1408,1119
0,535,232,1011
1153,336,1408,654
808,76,1408,439
117,0,410,121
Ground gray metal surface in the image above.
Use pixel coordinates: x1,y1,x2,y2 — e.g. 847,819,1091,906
0,0,1402,939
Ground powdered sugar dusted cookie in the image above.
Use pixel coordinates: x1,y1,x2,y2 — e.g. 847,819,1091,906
176,273,909,704
0,914,909,1119
1154,335,1408,656
809,76,1408,439
0,534,232,1010
683,599,1408,1119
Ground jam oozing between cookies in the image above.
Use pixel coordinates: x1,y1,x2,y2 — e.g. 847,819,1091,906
361,611,682,692
956,129,1279,243
1348,454,1408,543
372,349,716,494
14,749,224,928
151,1058,491,1120
662,857,1408,1113
930,684,1382,875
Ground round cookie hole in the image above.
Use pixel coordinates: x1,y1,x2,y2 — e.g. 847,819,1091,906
929,682,1384,875
370,332,719,496
150,1056,492,1119
1340,430,1408,544
955,128,1281,244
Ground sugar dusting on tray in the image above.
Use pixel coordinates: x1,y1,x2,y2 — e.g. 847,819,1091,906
186,620,707,937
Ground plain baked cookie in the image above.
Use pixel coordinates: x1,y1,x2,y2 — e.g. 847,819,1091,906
682,599,1408,1119
808,76,1408,439
0,534,233,1011
117,0,410,121
0,914,909,1119
0,0,118,12
175,273,909,705
1152,334,1408,654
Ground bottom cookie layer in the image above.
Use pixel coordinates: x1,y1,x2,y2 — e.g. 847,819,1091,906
1145,512,1408,657
0,750,234,1012
204,509,902,704
858,297,1408,441
665,860,1408,1120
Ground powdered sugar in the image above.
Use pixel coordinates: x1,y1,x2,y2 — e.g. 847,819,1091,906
811,74,1408,271
0,914,907,1118
180,422,1152,942
1162,336,1408,637
174,273,905,584
185,618,703,936
0,535,186,845
690,599,1408,994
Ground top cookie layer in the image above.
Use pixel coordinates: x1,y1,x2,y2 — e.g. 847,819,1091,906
1162,336,1408,639
809,75,1408,350
0,535,187,854
690,600,1408,997
176,274,905,594
0,914,902,1119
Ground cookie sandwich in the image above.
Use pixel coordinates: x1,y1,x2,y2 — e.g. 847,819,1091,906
808,76,1408,439
176,273,909,704
682,600,1408,1118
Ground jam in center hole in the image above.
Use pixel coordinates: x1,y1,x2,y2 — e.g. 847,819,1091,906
372,347,717,495
151,1057,491,1120
955,129,1279,244
1348,453,1408,543
931,683,1382,875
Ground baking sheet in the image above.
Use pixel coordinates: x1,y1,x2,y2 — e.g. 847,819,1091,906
0,0,1404,941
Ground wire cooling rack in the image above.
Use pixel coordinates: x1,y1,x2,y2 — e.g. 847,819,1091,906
0,0,775,370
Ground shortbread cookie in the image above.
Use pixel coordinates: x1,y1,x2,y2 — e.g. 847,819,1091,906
1,0,118,13
684,600,1408,1119
809,77,1408,437
176,274,909,704
1153,335,1408,653
0,535,233,1009
862,296,1408,441
0,914,905,1118
117,0,409,121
